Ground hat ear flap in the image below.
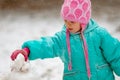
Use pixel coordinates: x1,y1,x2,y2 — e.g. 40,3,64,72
81,24,86,32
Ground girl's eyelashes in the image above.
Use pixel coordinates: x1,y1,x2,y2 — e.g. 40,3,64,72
64,20,67,22
65,20,75,24
71,21,74,23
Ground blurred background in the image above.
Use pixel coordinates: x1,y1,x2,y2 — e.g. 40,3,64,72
0,0,120,80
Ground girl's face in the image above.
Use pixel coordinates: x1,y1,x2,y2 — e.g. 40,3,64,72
64,20,81,33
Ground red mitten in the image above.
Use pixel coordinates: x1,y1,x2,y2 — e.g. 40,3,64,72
11,48,30,61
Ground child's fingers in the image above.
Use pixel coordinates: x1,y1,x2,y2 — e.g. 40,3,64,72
11,49,28,63
11,50,20,61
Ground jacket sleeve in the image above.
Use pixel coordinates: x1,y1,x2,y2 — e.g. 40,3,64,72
22,32,63,60
99,28,120,76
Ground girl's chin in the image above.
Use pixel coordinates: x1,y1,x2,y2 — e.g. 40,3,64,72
69,31,77,33
69,30,80,33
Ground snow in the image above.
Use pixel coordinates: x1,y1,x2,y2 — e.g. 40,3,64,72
0,10,64,80
0,9,119,80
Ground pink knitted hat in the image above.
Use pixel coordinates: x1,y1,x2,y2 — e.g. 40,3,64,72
61,0,91,28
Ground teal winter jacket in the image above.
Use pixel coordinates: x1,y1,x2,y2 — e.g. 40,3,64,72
22,19,120,80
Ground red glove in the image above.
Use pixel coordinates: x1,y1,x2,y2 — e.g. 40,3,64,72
11,48,30,61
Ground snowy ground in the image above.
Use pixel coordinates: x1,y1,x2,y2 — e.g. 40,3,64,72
0,8,120,80
0,9,64,80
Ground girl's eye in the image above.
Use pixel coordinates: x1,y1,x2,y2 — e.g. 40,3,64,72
71,21,74,23
65,20,67,22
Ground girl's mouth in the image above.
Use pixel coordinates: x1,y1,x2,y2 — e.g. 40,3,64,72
68,28,73,30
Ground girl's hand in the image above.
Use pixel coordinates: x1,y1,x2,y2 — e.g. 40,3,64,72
11,53,30,72
11,48,29,61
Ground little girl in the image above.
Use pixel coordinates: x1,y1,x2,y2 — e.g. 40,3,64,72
11,0,120,80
